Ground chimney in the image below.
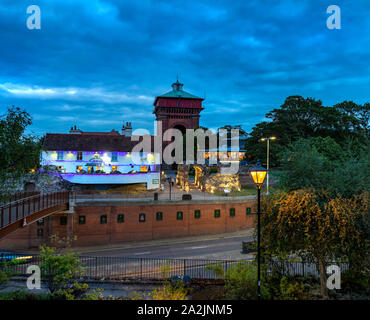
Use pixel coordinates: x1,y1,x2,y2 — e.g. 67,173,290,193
122,121,132,137
69,125,82,134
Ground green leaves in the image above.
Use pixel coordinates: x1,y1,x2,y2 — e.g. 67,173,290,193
0,106,43,178
245,96,369,165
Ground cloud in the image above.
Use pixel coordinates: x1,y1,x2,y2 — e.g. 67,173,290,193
0,0,369,136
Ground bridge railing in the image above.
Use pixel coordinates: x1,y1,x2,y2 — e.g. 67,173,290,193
0,191,40,206
0,191,70,230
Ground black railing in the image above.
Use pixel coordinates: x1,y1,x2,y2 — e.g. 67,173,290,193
0,254,349,280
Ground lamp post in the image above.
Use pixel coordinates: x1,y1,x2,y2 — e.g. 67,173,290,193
260,137,276,195
249,161,267,300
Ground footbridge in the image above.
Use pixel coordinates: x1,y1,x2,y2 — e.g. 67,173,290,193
0,191,70,239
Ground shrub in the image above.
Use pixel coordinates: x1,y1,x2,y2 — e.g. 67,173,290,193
279,277,306,300
206,261,269,300
150,280,188,300
39,245,103,300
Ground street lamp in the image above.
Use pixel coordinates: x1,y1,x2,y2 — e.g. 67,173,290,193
249,161,267,300
260,137,276,195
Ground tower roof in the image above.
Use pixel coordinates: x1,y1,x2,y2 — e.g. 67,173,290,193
155,80,203,101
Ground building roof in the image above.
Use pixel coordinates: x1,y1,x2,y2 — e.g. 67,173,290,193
43,133,155,152
158,89,202,100
154,80,203,104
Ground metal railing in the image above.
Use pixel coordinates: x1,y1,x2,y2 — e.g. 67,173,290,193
0,191,70,230
0,191,40,206
3,254,246,280
1,253,349,281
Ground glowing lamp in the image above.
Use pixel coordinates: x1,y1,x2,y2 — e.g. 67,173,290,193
249,161,267,188
101,153,111,164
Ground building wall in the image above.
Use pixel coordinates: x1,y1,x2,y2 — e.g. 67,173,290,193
0,200,256,250
41,151,160,174
40,150,160,189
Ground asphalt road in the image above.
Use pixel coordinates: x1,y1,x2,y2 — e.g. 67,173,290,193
79,234,254,259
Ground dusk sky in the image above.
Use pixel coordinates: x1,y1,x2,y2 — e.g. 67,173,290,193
0,0,369,136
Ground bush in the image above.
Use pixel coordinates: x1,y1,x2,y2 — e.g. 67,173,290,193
279,277,307,300
150,280,188,300
206,262,269,300
0,290,51,300
0,259,19,288
39,245,103,300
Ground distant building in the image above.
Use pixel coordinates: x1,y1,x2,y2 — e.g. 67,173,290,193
41,125,160,190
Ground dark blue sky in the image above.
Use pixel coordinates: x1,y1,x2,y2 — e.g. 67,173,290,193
1,0,369,136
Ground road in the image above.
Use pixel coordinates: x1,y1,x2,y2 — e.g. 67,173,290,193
75,233,254,260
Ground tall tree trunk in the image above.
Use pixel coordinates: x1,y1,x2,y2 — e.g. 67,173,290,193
318,258,327,297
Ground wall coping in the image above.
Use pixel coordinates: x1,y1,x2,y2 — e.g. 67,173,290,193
74,198,256,207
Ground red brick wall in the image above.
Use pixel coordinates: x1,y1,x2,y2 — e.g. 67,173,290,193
0,200,256,250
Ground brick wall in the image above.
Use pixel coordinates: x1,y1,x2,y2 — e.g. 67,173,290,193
0,200,256,250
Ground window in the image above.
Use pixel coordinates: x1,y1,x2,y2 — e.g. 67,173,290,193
230,208,235,217
37,219,44,226
177,211,183,220
60,216,67,225
76,166,83,173
100,215,107,224
57,151,64,160
111,152,118,162
140,166,148,172
156,212,163,221
111,166,118,172
246,207,252,215
117,214,124,223
194,210,201,219
77,152,83,160
139,213,146,222
78,216,86,225
37,228,43,237
57,166,65,173
214,209,221,218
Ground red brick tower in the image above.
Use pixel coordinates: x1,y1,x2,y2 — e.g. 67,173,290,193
153,79,204,138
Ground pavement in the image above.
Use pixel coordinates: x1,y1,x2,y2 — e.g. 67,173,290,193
66,228,255,260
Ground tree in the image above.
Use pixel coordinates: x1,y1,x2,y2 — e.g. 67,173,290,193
261,189,368,296
277,137,369,198
245,96,369,164
0,106,43,177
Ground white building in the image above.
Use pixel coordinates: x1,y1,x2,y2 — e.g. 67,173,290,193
41,125,160,190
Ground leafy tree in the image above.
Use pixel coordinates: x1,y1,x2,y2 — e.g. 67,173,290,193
277,137,369,198
261,189,368,296
245,96,369,164
0,106,43,177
